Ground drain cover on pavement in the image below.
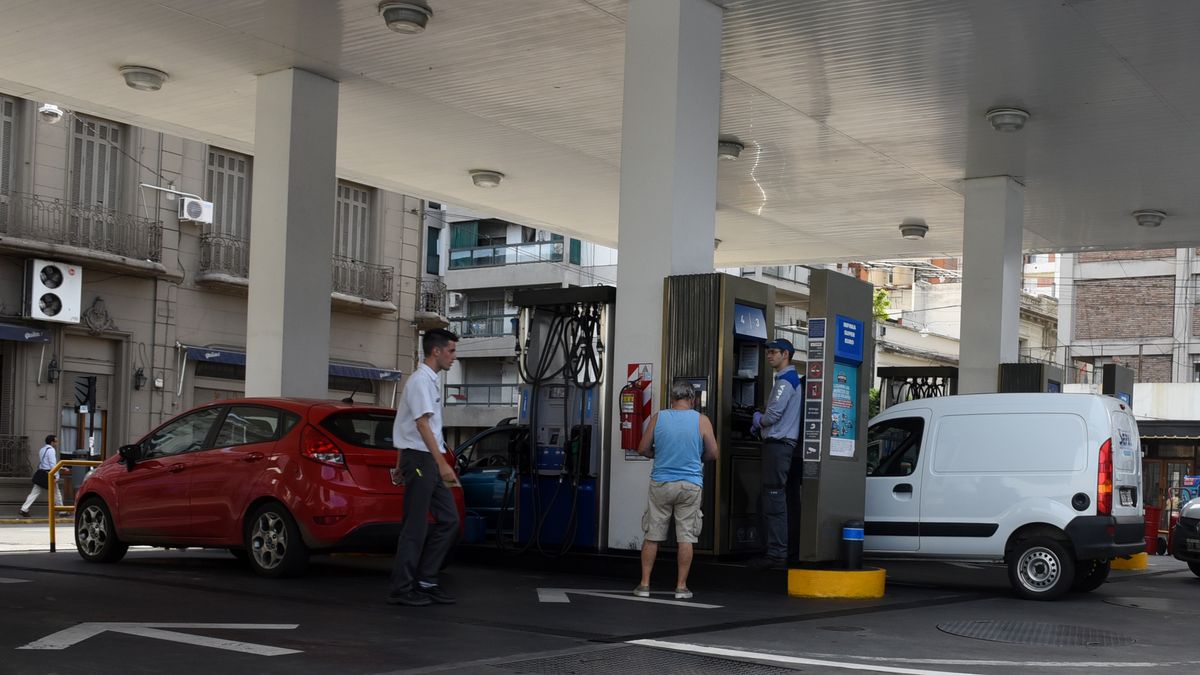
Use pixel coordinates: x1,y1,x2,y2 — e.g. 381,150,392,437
937,620,1134,647
491,645,798,674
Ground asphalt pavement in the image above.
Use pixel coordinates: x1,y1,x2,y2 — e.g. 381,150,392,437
2,524,1198,674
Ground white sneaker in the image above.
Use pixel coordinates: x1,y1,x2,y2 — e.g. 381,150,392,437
674,587,693,600
633,585,651,597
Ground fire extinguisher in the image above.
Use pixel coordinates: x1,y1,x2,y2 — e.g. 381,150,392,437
620,379,650,452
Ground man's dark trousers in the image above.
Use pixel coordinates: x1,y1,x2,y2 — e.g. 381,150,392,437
389,449,460,593
761,438,795,561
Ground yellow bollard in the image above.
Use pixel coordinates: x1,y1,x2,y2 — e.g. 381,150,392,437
1111,552,1148,570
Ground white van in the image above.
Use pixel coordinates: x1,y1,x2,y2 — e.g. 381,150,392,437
865,393,1142,600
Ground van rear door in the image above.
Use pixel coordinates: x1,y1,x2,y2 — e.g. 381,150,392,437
1110,409,1141,514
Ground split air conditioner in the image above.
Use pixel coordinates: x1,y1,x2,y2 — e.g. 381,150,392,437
178,197,214,224
23,259,82,323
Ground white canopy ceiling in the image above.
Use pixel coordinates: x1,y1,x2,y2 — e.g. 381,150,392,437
2,0,1197,265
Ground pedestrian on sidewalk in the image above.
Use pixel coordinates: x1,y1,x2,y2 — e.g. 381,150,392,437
21,435,68,517
634,382,719,600
386,328,461,607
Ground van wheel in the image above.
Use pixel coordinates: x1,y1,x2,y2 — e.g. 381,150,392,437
1188,562,1200,578
244,503,309,578
1008,537,1075,600
1071,559,1110,592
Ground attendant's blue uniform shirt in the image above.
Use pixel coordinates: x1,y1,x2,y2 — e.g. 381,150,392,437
649,409,704,487
762,365,803,442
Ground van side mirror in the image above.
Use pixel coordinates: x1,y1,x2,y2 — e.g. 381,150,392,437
118,444,142,469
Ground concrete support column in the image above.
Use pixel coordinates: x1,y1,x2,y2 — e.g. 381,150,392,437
246,68,339,397
959,176,1024,394
607,0,723,549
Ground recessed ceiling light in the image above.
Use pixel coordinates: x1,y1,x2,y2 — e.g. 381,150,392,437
1132,209,1166,228
899,220,929,240
985,107,1030,132
119,65,169,92
717,139,744,161
379,2,433,34
469,169,504,188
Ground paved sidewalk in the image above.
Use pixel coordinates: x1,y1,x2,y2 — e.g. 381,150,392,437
0,523,76,553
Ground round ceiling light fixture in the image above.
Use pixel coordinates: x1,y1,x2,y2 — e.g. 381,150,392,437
1132,209,1166,228
119,65,169,92
469,169,504,188
717,139,744,161
985,107,1030,133
379,2,433,34
899,219,929,240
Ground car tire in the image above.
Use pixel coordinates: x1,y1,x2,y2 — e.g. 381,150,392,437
1157,536,1168,555
1007,537,1075,601
75,498,129,564
1188,561,1200,578
1070,558,1110,592
244,502,309,578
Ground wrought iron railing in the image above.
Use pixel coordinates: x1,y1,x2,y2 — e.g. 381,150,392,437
0,190,162,261
198,232,249,278
448,240,564,269
445,384,520,406
419,279,447,316
332,256,394,303
449,313,518,338
0,435,30,478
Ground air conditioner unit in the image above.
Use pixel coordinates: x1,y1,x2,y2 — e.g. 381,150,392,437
23,259,82,323
447,292,464,309
178,197,214,224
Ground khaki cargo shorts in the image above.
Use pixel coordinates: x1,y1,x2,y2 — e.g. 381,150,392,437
641,480,703,543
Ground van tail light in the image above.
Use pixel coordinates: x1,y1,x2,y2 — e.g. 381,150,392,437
302,425,345,467
1097,438,1113,515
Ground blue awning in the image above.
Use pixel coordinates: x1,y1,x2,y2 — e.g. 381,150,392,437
182,345,403,381
0,321,51,343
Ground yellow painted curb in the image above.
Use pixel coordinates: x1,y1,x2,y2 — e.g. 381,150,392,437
787,567,886,598
1111,552,1148,570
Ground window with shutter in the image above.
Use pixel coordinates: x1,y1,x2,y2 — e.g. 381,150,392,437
334,180,372,261
0,95,15,228
204,148,253,276
69,115,125,248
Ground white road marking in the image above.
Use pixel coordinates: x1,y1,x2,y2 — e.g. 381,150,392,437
537,588,722,609
0,577,30,583
630,639,981,675
632,640,1198,671
18,622,301,656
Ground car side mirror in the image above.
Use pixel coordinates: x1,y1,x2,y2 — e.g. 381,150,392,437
118,444,142,470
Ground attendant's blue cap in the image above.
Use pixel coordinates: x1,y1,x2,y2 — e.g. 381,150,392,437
765,338,795,356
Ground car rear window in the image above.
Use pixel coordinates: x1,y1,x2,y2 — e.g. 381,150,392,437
322,412,395,449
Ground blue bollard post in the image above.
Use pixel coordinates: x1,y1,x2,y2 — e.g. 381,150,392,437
842,520,864,570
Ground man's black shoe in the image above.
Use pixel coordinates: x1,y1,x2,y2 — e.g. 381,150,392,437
747,556,787,571
18,510,30,518
386,590,432,607
418,584,457,604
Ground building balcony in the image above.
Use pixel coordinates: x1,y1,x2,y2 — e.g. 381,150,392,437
449,313,518,356
195,234,397,313
442,383,519,429
415,278,450,330
0,190,166,276
445,241,570,290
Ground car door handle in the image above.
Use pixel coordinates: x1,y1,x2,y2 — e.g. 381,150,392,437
242,452,265,462
893,483,913,494
168,463,185,473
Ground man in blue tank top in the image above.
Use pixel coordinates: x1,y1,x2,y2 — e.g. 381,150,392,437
634,382,719,599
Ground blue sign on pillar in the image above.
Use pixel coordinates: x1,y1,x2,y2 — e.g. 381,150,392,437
833,315,864,365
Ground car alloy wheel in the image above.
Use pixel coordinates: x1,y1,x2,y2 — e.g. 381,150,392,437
244,503,308,578
74,499,128,564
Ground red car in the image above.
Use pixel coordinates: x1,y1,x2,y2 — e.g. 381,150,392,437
73,398,465,577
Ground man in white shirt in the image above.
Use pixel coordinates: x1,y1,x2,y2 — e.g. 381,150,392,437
387,328,461,607
20,435,67,517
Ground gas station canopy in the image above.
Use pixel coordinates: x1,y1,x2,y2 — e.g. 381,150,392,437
3,0,1198,264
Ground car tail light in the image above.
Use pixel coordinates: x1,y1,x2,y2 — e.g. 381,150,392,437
1097,438,1113,515
302,425,345,467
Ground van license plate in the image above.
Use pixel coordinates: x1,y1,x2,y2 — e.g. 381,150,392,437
1119,489,1135,507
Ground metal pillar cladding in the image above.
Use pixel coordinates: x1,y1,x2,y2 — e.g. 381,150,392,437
661,273,775,555
512,286,615,550
798,269,874,564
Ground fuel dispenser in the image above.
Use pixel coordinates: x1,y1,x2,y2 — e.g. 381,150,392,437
660,273,775,555
511,286,615,553
796,269,874,565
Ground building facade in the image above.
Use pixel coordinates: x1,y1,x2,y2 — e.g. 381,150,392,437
0,93,432,504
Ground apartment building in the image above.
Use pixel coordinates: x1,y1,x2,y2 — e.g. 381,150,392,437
0,93,435,494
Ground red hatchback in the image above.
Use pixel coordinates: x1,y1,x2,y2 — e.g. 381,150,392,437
73,398,465,577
